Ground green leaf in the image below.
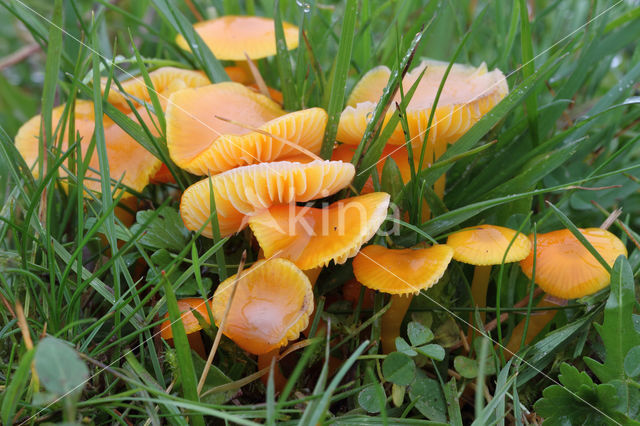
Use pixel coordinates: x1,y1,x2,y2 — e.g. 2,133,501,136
131,207,190,252
191,354,233,405
395,337,417,357
1,348,35,425
34,337,89,398
407,321,434,346
273,0,299,111
380,157,404,203
585,256,640,382
624,346,640,378
382,352,416,386
415,344,445,362
320,0,357,158
358,383,386,413
408,370,447,422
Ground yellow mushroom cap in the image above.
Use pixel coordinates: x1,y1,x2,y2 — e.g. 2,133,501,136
353,244,454,295
160,297,212,339
211,259,313,355
446,224,532,266
180,160,355,238
175,16,299,61
248,192,391,270
14,100,161,198
166,82,327,175
102,67,210,112
338,60,508,146
520,228,627,299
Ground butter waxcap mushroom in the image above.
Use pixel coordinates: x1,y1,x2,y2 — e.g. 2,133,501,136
210,258,313,355
248,192,391,270
179,160,355,238
338,60,508,146
175,15,299,61
519,228,627,299
166,82,327,175
14,100,162,198
447,224,531,265
352,244,453,353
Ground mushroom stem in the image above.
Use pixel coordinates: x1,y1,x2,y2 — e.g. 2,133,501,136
503,294,565,359
187,332,207,359
381,294,413,354
258,348,287,391
471,265,492,323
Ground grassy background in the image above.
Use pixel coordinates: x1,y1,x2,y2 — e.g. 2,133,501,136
1,0,639,424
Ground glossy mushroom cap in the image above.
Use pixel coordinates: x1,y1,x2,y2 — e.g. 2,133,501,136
175,15,299,61
520,228,627,299
210,259,313,355
160,298,212,339
446,224,532,266
14,100,161,197
248,192,391,270
180,160,355,238
166,82,327,175
353,244,454,295
102,67,210,112
338,60,508,146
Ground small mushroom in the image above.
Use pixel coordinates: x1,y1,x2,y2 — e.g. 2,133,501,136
180,160,355,238
175,15,299,61
14,100,162,198
505,228,627,358
210,258,313,389
166,82,327,175
352,244,454,353
159,297,212,358
446,224,531,326
248,192,391,270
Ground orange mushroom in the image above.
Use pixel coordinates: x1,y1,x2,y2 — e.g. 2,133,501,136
210,258,313,389
352,244,454,353
175,16,299,61
166,82,327,175
505,228,627,358
248,192,391,270
446,225,531,325
338,60,507,199
14,100,162,198
159,297,212,358
180,160,355,238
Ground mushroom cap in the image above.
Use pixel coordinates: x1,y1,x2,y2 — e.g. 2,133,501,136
353,244,454,295
102,67,210,112
446,224,532,266
14,100,162,198
248,192,390,270
175,15,299,61
160,297,212,339
337,60,508,146
166,82,326,175
520,228,627,299
180,160,355,238
210,259,313,355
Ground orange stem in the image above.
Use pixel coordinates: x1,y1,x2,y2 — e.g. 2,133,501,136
258,348,287,391
381,294,413,354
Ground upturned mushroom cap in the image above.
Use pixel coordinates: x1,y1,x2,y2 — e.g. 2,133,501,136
210,259,313,355
102,67,210,112
520,228,627,299
180,160,355,238
14,100,161,197
166,82,327,175
248,192,390,270
337,60,508,146
160,298,212,339
446,224,531,266
353,244,454,295
175,15,299,61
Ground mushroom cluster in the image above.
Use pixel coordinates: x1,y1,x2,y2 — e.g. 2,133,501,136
16,10,626,392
